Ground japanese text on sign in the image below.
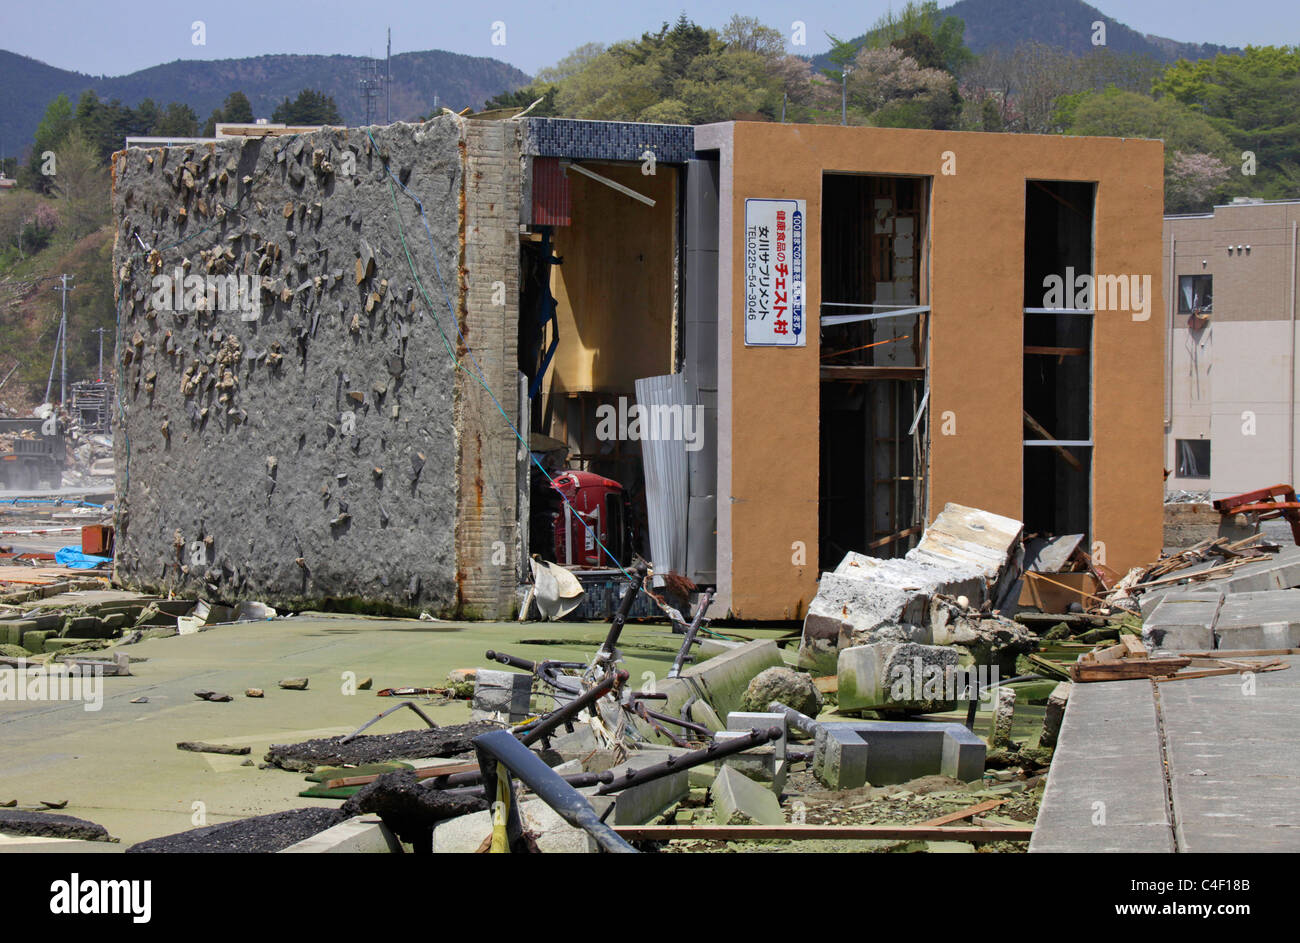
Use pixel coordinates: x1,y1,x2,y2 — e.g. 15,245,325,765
744,198,806,347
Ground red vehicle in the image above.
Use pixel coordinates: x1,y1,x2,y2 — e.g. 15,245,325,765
550,470,630,568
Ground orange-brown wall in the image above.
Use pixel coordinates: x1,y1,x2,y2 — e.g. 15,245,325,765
705,122,1165,619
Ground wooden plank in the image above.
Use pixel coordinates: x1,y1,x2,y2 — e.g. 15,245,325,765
1155,663,1289,683
1070,658,1189,682
1119,635,1148,658
323,760,479,790
820,365,925,381
613,824,1032,843
916,798,1007,827
1182,648,1300,658
1022,410,1084,472
1025,345,1086,357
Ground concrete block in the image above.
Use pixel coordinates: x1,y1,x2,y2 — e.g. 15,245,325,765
1214,590,1300,650
21,630,54,654
711,765,784,825
814,720,986,788
280,815,395,853
1039,681,1071,749
43,638,95,654
430,797,600,853
471,668,533,721
0,621,28,647
647,640,784,741
599,751,690,825
1142,591,1222,650
991,687,1016,748
836,641,959,714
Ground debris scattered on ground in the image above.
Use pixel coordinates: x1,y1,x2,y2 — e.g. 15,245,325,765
0,809,115,842
193,689,233,702
264,722,497,772
176,741,251,756
125,808,347,854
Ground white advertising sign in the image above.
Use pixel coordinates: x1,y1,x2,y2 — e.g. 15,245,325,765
744,198,806,347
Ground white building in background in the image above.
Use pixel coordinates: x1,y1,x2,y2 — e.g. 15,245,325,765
1164,198,1300,499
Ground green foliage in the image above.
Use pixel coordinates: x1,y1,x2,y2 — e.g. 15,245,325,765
863,1,974,73
203,91,255,136
1153,46,1300,198
481,84,558,116
271,89,343,126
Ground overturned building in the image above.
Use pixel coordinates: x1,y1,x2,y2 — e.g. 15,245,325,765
111,117,1165,619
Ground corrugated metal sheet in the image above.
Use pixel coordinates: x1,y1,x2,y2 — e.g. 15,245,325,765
532,156,571,227
636,374,690,581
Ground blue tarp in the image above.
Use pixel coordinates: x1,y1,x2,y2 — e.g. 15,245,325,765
55,546,111,569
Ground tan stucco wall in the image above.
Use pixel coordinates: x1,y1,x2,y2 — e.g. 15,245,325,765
707,122,1165,619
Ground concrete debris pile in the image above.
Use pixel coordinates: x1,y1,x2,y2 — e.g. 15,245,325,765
801,503,1032,713
0,591,279,658
1096,533,1300,652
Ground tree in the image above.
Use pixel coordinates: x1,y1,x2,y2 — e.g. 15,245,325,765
1153,46,1300,198
204,91,255,135
847,46,960,129
155,102,199,136
862,1,973,74
23,94,75,192
49,128,109,241
271,89,342,126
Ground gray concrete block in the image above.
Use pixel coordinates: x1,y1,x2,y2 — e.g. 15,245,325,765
837,640,959,714
599,751,690,825
1214,590,1300,649
814,719,985,788
471,668,532,721
711,765,784,825
1142,591,1222,651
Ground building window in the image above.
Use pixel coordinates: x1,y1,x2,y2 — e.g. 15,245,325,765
1176,439,1210,479
1177,275,1212,316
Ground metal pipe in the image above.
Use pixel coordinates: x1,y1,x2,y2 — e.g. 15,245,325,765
472,729,637,854
767,701,820,737
667,588,713,679
339,700,438,744
595,726,781,796
597,560,647,662
484,650,536,672
520,669,626,747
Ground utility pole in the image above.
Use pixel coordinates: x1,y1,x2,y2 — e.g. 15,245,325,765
53,274,74,405
92,326,109,381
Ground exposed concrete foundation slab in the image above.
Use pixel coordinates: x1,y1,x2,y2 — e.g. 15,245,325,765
1141,591,1222,651
1214,590,1300,649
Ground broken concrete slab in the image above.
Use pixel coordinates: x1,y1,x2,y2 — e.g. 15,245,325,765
1214,590,1300,650
1039,681,1071,749
991,687,1016,748
595,750,690,825
1142,591,1223,651
280,815,395,853
646,639,784,740
429,797,598,853
837,641,959,715
471,668,533,722
800,503,1024,671
814,720,986,789
711,765,785,825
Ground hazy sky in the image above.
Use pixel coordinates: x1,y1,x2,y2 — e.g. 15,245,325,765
1,0,1292,77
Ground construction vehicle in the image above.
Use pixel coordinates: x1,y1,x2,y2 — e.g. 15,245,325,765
0,418,65,490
